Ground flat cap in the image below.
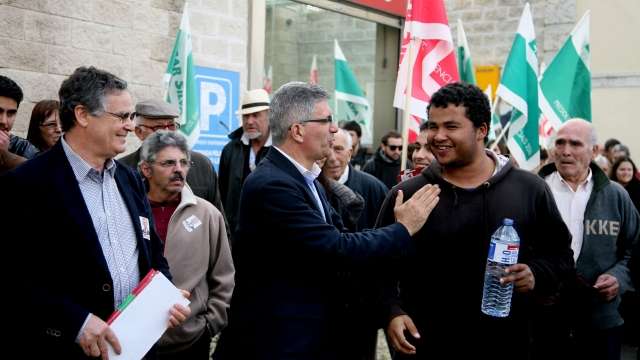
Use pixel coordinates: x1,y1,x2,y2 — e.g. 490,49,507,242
135,99,179,119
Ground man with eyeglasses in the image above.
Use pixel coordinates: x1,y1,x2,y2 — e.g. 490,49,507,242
0,75,40,173
120,99,228,235
214,82,441,360
219,88,272,236
138,130,234,359
363,130,404,189
1,66,191,358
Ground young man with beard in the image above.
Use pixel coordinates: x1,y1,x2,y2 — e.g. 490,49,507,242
376,82,574,359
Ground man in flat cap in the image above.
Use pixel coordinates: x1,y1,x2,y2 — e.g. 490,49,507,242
120,99,227,226
219,89,272,236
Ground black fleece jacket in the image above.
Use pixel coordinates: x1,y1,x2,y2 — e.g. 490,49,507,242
376,155,575,359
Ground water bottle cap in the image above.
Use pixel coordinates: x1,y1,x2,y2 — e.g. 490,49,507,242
503,218,514,226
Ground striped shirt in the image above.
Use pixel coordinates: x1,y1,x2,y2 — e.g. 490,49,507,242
61,137,140,308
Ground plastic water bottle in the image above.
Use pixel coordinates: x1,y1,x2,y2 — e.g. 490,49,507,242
481,218,520,317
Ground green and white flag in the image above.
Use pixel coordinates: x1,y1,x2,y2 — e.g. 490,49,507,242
334,39,373,145
496,3,540,170
164,2,199,148
456,19,476,84
539,11,591,130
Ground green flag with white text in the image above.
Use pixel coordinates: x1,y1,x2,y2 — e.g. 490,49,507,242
334,39,373,145
164,2,199,148
496,3,540,170
457,19,476,85
539,11,591,130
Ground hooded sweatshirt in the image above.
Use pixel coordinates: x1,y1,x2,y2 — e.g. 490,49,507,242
376,152,574,359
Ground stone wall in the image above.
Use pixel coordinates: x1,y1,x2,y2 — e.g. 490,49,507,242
0,0,249,143
445,0,576,67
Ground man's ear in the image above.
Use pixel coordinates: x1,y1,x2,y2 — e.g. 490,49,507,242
134,126,145,141
140,162,152,179
74,105,90,128
477,123,488,141
289,123,305,144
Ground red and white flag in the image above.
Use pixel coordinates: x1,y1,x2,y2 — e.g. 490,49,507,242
309,55,318,85
263,65,273,94
393,0,459,142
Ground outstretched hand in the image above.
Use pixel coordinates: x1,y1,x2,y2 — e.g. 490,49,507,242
394,184,440,235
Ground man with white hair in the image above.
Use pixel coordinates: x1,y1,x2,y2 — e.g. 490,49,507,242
539,118,639,360
323,128,388,231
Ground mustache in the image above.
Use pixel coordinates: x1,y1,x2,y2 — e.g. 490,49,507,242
169,173,184,182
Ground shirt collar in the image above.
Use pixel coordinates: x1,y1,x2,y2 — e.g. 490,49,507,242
61,136,116,181
337,165,350,184
273,146,322,183
241,132,272,147
551,168,593,192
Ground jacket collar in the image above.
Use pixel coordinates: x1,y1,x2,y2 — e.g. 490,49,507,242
423,150,513,189
538,161,610,192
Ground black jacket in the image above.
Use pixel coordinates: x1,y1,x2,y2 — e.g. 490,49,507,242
362,149,401,190
218,127,270,235
344,165,388,230
376,155,575,359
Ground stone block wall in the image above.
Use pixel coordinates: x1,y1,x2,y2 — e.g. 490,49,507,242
0,0,249,146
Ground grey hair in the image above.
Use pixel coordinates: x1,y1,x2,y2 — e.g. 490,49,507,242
139,130,190,165
594,154,610,168
336,128,352,150
58,66,128,132
269,82,329,146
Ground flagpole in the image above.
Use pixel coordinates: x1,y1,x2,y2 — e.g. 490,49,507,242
490,120,512,152
400,37,416,172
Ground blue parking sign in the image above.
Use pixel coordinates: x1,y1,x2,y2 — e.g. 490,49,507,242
192,66,240,171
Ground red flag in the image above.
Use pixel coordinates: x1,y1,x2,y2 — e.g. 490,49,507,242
394,0,459,140
309,55,318,85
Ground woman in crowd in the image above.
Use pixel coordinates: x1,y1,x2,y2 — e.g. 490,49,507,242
26,100,61,152
611,156,640,211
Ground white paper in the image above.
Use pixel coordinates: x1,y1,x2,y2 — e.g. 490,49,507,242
107,272,190,360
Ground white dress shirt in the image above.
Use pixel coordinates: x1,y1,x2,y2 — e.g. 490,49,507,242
545,170,593,261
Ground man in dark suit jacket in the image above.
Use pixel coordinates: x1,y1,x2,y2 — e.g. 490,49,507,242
1,66,190,359
213,82,440,360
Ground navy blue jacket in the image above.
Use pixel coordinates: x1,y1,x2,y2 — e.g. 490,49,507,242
214,148,412,360
1,141,170,359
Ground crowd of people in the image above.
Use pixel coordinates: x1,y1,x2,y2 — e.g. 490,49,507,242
1,69,638,360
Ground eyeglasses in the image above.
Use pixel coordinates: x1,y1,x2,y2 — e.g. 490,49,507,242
301,115,333,125
103,111,136,123
137,123,181,131
152,159,193,168
387,145,403,151
40,122,61,130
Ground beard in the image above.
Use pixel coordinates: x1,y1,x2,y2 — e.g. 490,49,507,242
245,131,262,140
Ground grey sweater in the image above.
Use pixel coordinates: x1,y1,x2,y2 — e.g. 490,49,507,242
540,162,640,329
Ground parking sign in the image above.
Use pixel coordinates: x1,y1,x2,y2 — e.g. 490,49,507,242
192,66,240,171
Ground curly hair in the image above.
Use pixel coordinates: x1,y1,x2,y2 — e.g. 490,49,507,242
427,82,491,136
0,75,24,106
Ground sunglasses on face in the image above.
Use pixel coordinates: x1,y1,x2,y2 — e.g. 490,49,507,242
387,145,402,151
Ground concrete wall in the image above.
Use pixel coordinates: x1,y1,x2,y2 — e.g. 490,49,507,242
577,0,640,157
0,0,249,152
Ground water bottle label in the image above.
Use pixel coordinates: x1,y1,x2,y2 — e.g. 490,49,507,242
488,242,519,264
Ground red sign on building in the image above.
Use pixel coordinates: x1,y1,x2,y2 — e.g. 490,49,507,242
345,0,408,17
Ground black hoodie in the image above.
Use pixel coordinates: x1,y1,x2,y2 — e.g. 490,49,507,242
376,154,575,359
